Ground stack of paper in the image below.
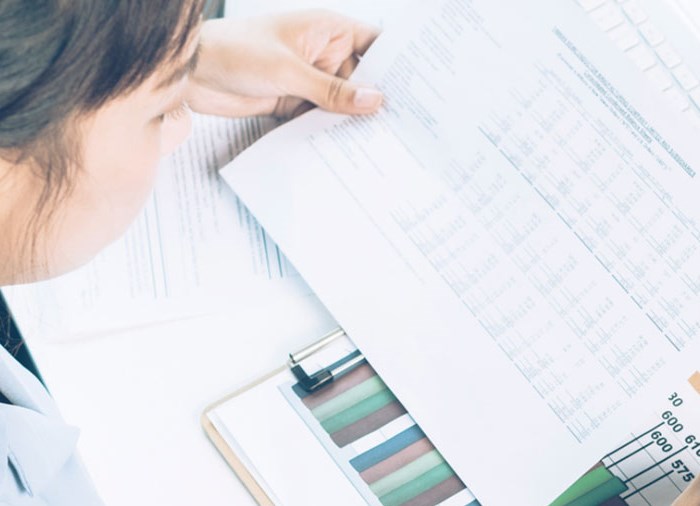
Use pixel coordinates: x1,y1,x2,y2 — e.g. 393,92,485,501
222,0,700,503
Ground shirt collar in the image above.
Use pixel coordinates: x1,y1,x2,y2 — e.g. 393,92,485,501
0,346,59,418
0,404,79,497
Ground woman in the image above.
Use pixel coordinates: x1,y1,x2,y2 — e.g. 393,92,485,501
3,2,700,506
0,1,381,503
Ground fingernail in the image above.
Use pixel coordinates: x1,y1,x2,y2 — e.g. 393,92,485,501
353,88,383,109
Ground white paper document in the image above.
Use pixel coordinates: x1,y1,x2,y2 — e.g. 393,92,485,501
223,1,700,504
5,114,313,341
224,0,396,26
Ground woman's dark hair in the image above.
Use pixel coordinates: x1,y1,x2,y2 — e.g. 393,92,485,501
0,0,205,271
1,0,204,146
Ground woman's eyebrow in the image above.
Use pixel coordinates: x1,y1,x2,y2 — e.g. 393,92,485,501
157,42,202,90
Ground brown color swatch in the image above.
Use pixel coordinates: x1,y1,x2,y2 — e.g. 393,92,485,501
360,438,434,484
301,364,376,410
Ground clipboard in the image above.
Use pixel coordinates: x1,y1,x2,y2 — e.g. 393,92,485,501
201,366,284,506
201,328,370,506
200,329,477,506
200,327,479,506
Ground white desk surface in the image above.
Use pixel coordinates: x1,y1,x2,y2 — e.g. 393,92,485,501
27,297,335,505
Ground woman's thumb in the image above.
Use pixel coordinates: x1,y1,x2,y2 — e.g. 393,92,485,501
287,59,383,114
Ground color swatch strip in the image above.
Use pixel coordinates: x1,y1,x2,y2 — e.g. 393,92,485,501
293,362,471,506
294,363,407,447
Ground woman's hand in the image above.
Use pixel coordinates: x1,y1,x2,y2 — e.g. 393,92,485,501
673,474,700,506
187,10,383,118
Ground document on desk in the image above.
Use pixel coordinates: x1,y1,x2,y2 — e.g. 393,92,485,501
223,0,700,504
224,0,396,25
5,114,315,341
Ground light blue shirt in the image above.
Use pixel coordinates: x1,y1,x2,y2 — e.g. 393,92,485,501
0,346,101,505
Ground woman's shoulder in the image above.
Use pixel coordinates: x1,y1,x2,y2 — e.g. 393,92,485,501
0,350,102,505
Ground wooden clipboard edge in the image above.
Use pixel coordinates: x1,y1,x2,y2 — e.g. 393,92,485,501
201,365,288,506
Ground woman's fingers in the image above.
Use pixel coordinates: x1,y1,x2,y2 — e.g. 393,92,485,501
189,13,384,118
285,57,382,115
187,82,279,117
672,476,700,506
352,21,381,55
337,54,361,80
